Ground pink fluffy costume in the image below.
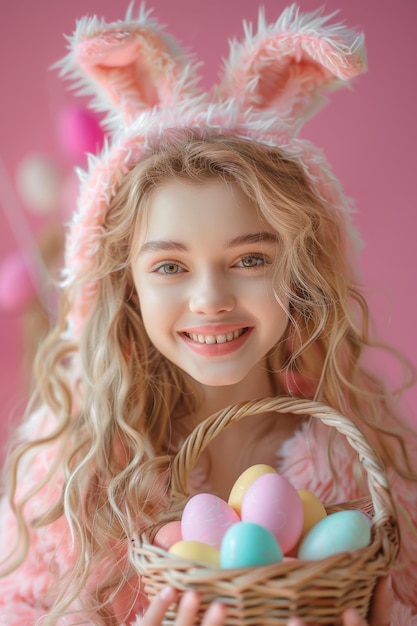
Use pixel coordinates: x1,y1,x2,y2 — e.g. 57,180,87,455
1,4,416,624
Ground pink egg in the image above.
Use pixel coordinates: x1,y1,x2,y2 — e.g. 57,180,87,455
181,493,240,549
153,521,183,551
241,473,303,554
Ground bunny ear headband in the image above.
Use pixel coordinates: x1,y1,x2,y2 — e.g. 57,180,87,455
57,3,366,336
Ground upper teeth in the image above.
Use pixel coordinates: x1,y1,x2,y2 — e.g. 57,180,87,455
185,329,246,344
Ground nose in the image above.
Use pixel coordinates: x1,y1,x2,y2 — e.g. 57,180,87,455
189,270,235,315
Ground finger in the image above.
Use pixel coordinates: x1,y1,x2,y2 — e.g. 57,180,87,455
342,608,367,625
175,591,202,626
142,586,177,626
368,577,393,626
287,620,306,626
201,602,226,626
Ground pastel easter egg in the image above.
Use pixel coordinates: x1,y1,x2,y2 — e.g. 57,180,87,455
241,473,303,554
181,493,240,549
220,521,283,568
228,464,277,515
297,490,327,534
169,540,220,567
288,490,327,556
298,509,372,560
153,521,183,551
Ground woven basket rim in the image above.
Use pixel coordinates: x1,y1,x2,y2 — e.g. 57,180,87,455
133,518,392,577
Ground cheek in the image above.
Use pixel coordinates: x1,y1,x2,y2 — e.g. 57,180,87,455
258,280,289,320
137,292,161,331
136,285,178,343
265,295,290,343
131,265,184,357
273,293,290,321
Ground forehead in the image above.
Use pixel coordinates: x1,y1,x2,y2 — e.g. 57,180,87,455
137,177,269,242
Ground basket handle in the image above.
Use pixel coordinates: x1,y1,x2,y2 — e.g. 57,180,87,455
169,396,398,529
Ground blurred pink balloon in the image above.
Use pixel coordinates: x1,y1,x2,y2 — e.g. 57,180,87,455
0,251,38,312
58,106,105,163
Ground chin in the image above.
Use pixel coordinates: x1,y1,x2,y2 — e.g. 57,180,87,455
189,369,251,388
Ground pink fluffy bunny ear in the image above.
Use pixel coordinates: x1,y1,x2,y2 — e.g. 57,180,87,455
57,5,201,128
214,5,366,134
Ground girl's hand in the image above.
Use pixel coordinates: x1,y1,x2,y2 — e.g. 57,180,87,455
141,587,226,626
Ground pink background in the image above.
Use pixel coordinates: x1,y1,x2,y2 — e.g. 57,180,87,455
0,0,416,461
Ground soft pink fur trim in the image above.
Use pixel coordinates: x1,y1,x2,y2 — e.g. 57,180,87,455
56,4,202,129
215,6,366,130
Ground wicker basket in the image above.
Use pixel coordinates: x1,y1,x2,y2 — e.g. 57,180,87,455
130,397,399,625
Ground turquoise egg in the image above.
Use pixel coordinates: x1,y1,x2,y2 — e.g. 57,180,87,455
220,521,283,568
298,509,372,560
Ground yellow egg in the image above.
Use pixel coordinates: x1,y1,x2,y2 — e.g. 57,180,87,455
287,489,327,556
168,540,220,567
298,489,327,535
228,464,277,515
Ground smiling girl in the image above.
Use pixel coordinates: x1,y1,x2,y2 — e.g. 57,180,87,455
0,6,416,626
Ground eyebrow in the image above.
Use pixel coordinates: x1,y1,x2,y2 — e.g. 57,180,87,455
139,232,278,255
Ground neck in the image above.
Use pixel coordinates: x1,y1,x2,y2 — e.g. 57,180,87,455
192,358,277,425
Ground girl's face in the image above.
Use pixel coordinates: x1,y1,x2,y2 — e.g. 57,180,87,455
131,177,289,387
